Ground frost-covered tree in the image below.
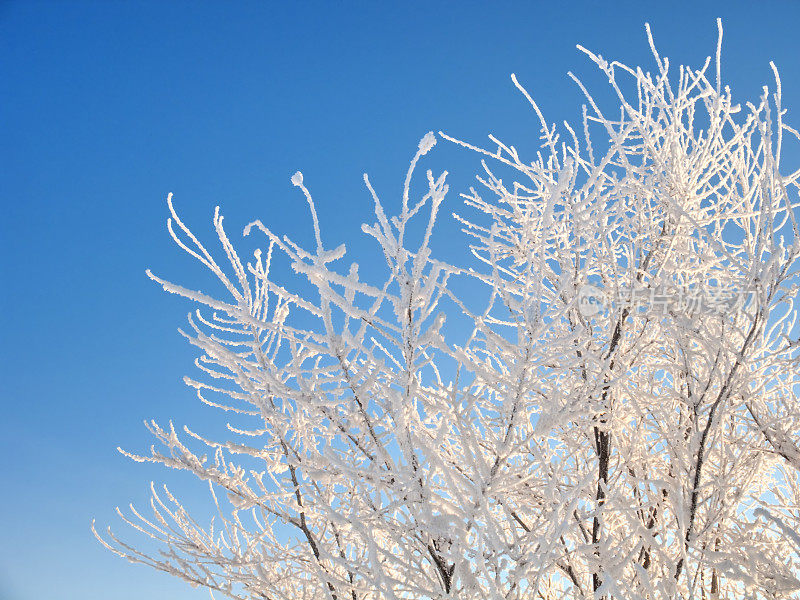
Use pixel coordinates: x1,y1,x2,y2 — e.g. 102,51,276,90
96,21,800,600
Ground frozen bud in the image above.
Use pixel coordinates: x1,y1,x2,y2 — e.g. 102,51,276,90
418,132,436,154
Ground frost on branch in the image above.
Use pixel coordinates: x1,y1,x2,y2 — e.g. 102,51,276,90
96,22,800,600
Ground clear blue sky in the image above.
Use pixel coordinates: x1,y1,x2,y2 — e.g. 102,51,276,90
2,1,800,598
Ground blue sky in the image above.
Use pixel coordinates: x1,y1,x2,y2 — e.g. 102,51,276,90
2,1,800,598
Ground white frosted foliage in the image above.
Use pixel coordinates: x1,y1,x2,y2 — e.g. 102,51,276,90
95,21,800,600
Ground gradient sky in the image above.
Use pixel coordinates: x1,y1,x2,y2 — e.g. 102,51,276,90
3,1,800,598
